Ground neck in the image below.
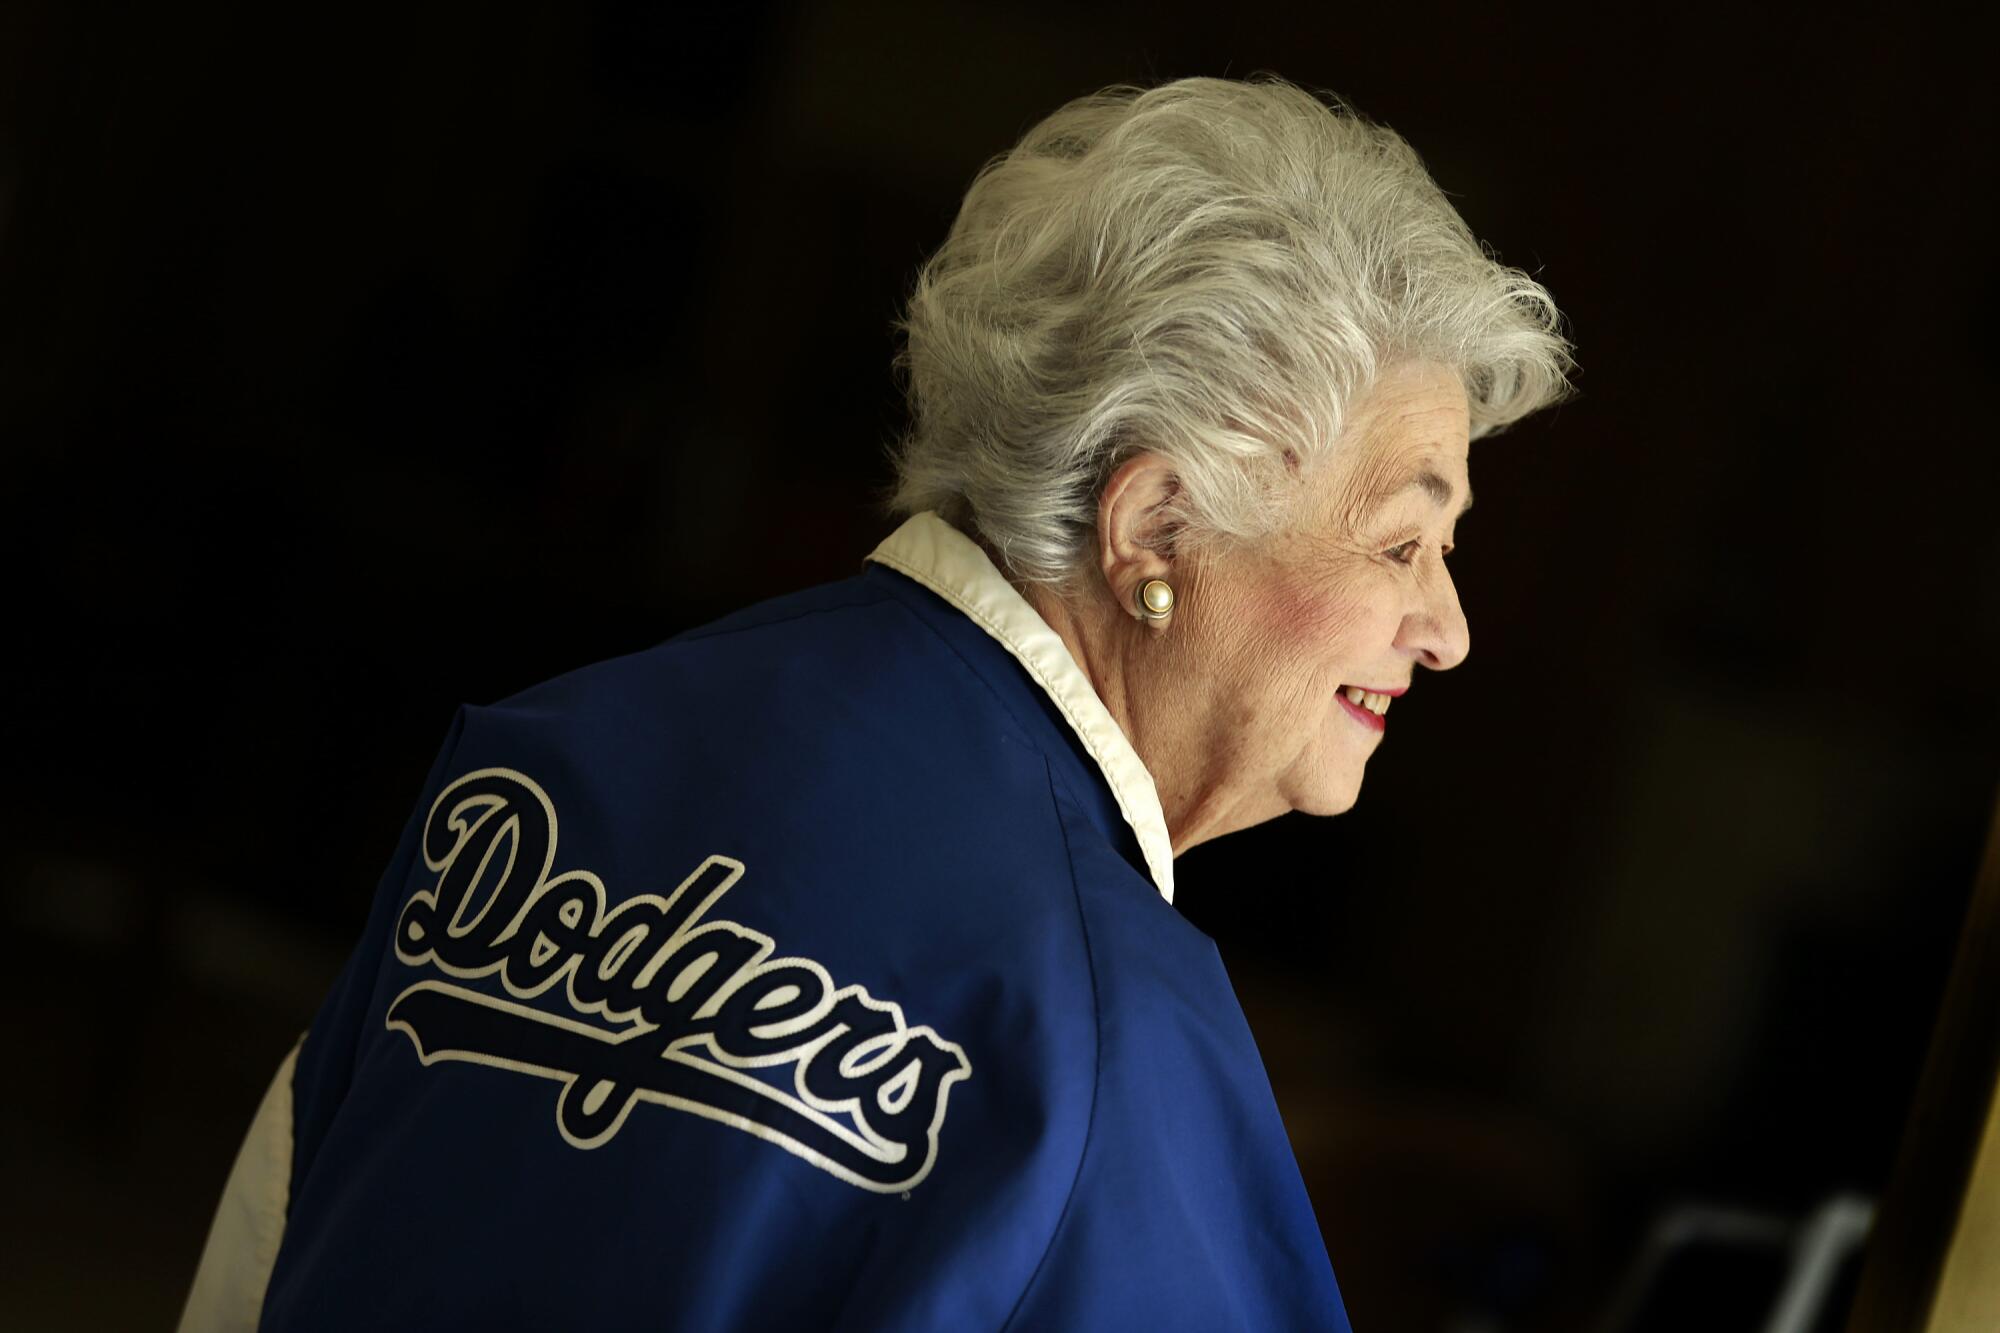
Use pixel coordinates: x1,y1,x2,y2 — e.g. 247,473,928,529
1020,581,1258,858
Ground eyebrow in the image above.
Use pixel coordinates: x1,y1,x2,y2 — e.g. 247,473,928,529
1386,468,1474,517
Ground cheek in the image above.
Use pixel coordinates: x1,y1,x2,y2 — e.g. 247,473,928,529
1235,575,1375,701
1268,579,1373,663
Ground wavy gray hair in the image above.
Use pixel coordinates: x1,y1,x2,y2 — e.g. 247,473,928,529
886,75,1574,590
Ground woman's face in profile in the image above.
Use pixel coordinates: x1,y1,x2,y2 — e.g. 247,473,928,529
1175,362,1474,822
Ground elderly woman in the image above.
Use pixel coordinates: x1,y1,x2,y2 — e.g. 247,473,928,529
183,77,1569,1332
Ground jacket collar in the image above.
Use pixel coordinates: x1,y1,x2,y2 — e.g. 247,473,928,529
866,511,1176,905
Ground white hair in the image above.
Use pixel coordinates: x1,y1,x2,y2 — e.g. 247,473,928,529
885,75,1575,589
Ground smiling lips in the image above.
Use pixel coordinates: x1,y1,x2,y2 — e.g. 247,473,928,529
1337,683,1405,733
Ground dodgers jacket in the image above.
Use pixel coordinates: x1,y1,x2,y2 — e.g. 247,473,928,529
181,511,1353,1332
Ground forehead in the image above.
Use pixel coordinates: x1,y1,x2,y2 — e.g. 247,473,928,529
1321,364,1472,519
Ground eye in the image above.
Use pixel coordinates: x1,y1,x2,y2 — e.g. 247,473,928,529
1386,540,1421,565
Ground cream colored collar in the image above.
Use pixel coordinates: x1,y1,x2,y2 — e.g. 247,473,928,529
866,511,1176,905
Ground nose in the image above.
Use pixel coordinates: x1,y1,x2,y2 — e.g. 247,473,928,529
1398,564,1470,671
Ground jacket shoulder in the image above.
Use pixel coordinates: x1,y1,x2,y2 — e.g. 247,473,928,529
434,570,1080,937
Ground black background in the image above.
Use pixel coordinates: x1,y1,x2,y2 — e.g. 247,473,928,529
2,3,1995,1329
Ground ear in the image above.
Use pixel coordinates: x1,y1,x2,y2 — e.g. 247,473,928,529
1096,452,1179,608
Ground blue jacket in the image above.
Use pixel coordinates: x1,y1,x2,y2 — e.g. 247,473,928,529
180,512,1352,1332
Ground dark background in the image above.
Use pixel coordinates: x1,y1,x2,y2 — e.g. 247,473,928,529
2,3,1995,1329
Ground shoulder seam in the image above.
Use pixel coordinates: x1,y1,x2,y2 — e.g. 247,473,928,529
999,757,1105,1332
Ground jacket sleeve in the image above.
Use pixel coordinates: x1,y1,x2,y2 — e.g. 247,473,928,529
176,1041,301,1333
999,1114,1353,1333
175,707,470,1332
996,943,1354,1333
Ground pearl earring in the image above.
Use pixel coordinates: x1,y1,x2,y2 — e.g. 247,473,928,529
1134,578,1175,621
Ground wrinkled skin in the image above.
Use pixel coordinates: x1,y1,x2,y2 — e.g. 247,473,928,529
1025,361,1474,856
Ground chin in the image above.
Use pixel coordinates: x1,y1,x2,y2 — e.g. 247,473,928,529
1287,768,1365,817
